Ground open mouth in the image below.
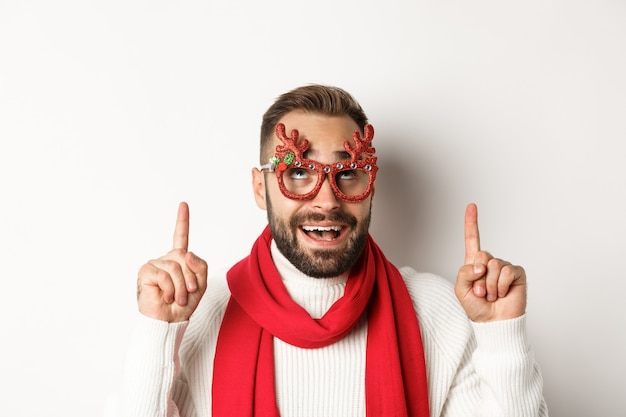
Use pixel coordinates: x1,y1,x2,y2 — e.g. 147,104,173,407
301,225,342,241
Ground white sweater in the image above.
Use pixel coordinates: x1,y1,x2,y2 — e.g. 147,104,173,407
121,244,548,417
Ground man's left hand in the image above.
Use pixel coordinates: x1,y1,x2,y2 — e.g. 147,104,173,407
455,203,527,322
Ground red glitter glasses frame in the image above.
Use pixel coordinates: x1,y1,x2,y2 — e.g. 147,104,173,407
260,123,379,203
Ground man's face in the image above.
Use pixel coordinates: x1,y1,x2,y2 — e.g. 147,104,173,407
252,110,374,278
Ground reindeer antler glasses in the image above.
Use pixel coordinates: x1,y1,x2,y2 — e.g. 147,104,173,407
260,123,378,203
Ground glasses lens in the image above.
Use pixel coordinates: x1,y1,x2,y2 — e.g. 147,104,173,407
334,169,370,197
282,167,319,195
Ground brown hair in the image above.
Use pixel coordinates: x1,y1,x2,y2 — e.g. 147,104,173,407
259,84,368,163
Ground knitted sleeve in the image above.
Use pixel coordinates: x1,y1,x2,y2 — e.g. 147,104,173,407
120,315,191,417
118,271,231,417
399,267,548,417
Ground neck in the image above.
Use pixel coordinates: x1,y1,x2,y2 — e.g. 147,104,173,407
271,240,349,318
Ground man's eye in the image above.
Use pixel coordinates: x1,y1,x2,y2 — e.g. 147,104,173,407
337,170,358,180
288,168,310,180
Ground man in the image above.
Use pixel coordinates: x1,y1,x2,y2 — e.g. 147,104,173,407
123,85,548,416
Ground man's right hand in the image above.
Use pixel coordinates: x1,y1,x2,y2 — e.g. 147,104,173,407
137,202,208,322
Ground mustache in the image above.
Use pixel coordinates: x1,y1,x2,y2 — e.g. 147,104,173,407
289,211,358,228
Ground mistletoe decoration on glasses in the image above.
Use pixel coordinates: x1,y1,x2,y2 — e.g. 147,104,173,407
269,152,295,172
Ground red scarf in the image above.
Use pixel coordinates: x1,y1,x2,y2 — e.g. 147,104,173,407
213,226,430,416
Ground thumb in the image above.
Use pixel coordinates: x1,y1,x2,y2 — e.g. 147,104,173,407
185,251,208,289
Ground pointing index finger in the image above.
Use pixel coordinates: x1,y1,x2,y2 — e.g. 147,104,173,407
464,203,480,265
173,201,190,251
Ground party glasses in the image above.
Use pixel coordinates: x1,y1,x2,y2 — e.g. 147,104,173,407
260,123,378,202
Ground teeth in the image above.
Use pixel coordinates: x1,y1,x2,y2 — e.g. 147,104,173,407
302,225,341,232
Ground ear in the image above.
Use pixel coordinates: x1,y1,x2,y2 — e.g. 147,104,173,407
251,167,267,210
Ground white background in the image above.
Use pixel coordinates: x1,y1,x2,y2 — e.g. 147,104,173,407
1,1,625,416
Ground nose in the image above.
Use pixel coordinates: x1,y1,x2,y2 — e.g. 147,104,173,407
311,173,340,211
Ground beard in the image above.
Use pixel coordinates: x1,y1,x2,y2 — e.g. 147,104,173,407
266,195,372,278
